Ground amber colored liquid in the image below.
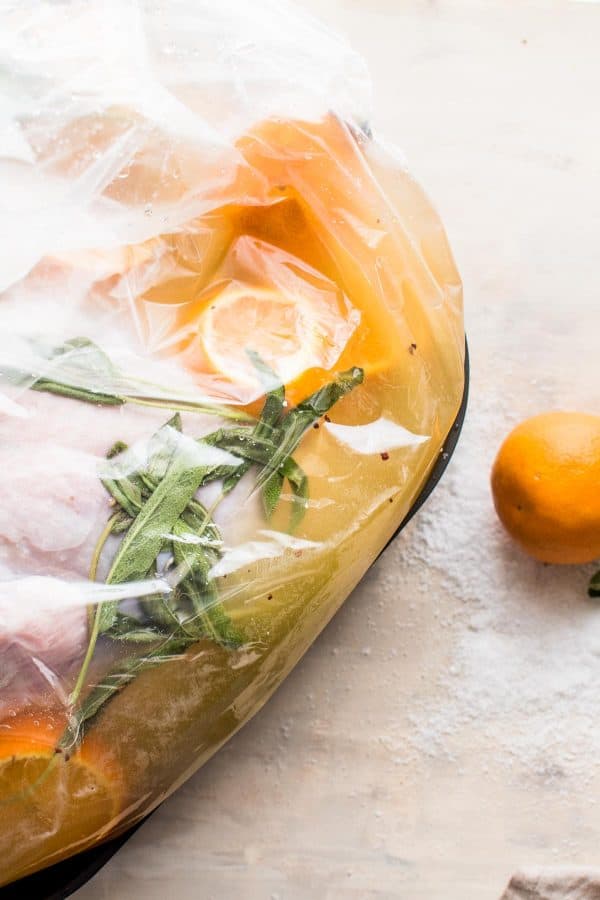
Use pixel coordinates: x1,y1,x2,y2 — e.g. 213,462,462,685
0,114,464,885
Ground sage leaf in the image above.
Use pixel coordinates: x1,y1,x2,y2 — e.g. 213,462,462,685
110,509,133,535
282,457,309,530
221,461,252,495
60,361,360,753
30,337,124,405
267,366,362,470
172,520,242,647
145,413,183,482
140,587,187,632
262,471,284,519
254,366,364,492
203,355,284,495
247,349,285,435
589,571,600,598
31,380,123,405
16,335,254,420
108,612,168,643
262,459,308,529
102,417,183,517
101,473,143,519
100,438,211,631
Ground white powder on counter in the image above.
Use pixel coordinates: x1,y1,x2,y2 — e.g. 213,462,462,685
394,375,600,783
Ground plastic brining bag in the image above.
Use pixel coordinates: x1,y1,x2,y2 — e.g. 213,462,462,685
0,0,464,885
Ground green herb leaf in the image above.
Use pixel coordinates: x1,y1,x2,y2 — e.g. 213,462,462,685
221,461,252,495
145,413,183,482
172,520,242,647
100,442,146,517
110,509,133,535
60,361,361,755
209,354,285,496
203,427,278,467
588,571,600,598
252,354,285,509
282,457,309,530
31,380,123,405
262,471,285,519
262,459,309,529
247,349,285,435
294,366,364,419
180,503,221,546
15,335,255,421
101,472,143,519
108,612,169,642
30,337,124,406
107,440,129,459
139,588,187,633
101,417,184,519
100,438,211,631
254,367,363,492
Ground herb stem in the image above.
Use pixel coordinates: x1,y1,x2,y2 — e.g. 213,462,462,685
50,362,363,753
69,600,103,709
89,513,120,582
122,395,255,423
203,491,225,528
86,512,122,631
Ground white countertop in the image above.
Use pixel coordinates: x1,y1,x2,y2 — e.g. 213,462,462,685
77,2,600,897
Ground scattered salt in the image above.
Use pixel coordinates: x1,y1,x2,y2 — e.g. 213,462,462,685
395,380,600,782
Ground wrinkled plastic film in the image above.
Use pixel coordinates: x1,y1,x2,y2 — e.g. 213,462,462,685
0,0,464,886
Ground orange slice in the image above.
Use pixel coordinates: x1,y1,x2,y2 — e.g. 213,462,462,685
194,281,360,395
0,711,123,886
134,116,415,402
52,111,460,406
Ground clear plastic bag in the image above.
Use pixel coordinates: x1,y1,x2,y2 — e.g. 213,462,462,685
0,0,464,885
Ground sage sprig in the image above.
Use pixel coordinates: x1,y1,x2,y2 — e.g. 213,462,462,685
101,444,211,630
58,357,363,749
172,519,241,647
2,336,253,422
30,337,124,407
253,366,364,492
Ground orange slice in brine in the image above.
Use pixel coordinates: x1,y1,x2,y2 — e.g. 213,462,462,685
184,279,361,399
0,712,123,886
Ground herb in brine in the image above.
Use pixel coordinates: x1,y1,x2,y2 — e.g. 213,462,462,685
52,353,363,750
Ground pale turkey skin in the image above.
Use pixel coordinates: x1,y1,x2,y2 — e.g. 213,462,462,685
0,386,261,714
0,578,89,717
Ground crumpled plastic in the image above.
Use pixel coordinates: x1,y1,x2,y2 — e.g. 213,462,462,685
0,0,464,886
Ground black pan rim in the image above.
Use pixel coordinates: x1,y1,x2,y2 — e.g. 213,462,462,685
0,340,469,900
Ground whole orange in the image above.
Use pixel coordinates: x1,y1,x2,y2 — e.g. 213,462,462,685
491,412,600,564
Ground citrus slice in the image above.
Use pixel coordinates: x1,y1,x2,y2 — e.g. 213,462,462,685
195,281,360,394
0,712,122,886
